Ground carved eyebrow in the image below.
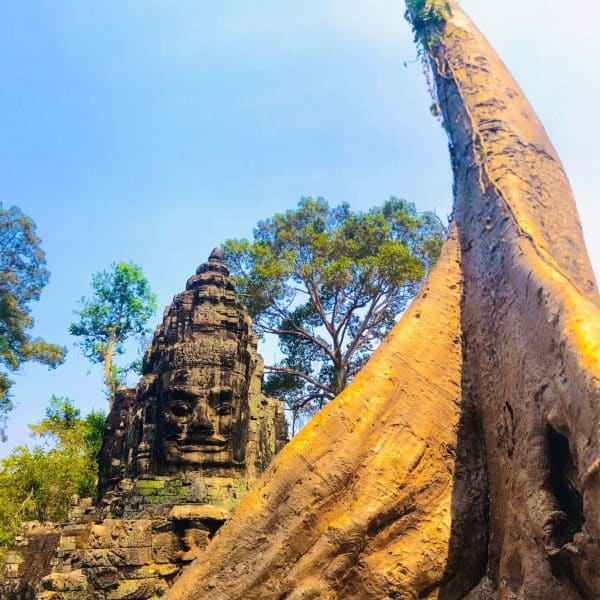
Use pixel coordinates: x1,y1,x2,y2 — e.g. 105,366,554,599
170,389,201,401
209,387,233,397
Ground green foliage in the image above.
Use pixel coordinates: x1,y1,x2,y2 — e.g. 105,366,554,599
109,359,143,392
0,396,104,547
405,0,451,47
70,262,156,399
0,204,66,436
223,197,445,433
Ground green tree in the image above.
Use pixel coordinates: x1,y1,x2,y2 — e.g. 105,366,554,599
0,204,66,437
0,396,104,547
69,262,156,406
223,197,445,432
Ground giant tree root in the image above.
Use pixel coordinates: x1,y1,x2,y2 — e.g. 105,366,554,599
168,229,465,599
167,3,600,598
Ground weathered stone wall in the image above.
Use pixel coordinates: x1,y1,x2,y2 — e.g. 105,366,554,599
2,523,62,600
37,512,216,599
2,477,253,600
101,475,252,519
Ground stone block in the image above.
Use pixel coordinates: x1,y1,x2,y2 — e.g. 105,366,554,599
127,563,179,579
134,479,165,490
168,503,229,521
87,567,119,590
82,546,153,568
81,549,113,568
4,550,24,565
140,496,157,505
87,520,152,549
151,532,181,564
150,518,171,533
41,569,87,592
61,522,90,536
38,593,88,600
106,577,168,599
59,535,78,551
5,561,20,578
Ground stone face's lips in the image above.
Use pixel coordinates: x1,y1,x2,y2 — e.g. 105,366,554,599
179,439,228,452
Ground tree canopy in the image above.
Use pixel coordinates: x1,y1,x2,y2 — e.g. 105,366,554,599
222,197,445,432
0,396,104,547
69,262,156,405
0,204,66,436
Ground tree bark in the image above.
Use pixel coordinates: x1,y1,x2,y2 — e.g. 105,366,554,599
104,336,114,409
418,3,600,596
166,3,600,598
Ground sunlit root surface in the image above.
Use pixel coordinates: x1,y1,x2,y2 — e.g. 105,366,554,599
168,230,464,599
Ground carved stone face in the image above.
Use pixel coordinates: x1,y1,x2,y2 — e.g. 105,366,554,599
156,368,247,471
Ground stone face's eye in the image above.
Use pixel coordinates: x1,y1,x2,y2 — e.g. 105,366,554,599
171,403,191,418
216,405,233,417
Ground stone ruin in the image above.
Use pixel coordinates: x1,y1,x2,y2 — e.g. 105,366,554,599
97,247,286,516
1,249,287,599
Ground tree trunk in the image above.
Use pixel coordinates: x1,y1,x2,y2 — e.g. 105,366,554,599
104,337,114,409
166,3,600,598
417,3,600,596
332,362,346,396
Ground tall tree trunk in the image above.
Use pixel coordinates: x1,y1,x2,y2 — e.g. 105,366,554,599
413,2,600,596
104,336,114,408
166,3,600,598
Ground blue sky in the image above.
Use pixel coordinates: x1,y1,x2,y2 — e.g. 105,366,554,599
1,0,598,453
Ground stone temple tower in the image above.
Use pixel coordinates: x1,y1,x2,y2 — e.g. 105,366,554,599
98,247,287,512
2,251,286,599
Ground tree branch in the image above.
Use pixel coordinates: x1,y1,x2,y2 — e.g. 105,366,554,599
336,294,375,349
257,310,337,363
304,277,336,342
284,392,329,411
342,290,390,363
265,365,335,395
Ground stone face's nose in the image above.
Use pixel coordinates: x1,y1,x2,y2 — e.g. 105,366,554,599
187,408,215,440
